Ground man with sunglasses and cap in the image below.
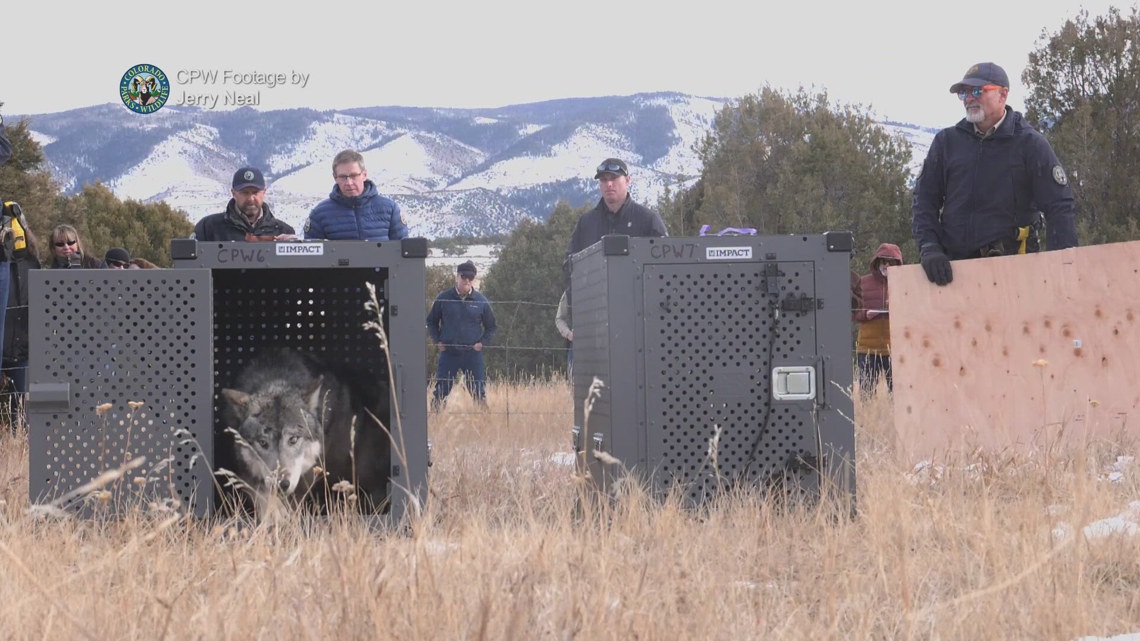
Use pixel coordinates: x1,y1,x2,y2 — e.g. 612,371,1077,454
912,62,1078,287
564,157,667,287
192,167,297,242
567,158,667,257
426,260,497,411
104,247,133,269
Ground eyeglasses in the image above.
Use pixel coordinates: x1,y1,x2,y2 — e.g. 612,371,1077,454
335,172,364,182
54,239,78,248
107,260,129,268
459,274,475,281
596,162,626,175
956,85,1003,101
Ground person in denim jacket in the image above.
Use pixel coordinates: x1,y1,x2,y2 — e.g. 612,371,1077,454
426,260,497,410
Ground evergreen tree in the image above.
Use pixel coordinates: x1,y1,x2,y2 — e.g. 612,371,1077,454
56,183,193,266
0,110,194,266
480,201,580,380
1023,6,1140,245
0,117,61,253
657,175,705,237
660,87,914,262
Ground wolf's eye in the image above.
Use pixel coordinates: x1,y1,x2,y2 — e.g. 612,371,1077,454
287,436,299,446
256,438,270,449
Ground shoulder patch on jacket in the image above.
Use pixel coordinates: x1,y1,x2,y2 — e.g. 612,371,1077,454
303,218,312,234
1052,165,1068,186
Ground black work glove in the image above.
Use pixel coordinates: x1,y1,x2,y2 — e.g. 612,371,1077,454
920,250,953,286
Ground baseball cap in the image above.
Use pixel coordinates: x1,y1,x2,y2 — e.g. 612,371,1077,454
949,62,1010,93
594,158,629,179
104,247,132,267
457,260,477,277
232,167,266,191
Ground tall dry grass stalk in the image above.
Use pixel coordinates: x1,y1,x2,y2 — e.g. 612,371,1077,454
0,384,1138,639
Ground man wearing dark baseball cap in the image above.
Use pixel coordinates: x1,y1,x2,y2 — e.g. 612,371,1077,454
426,259,498,410
948,62,1009,94
231,166,265,191
911,61,1077,287
593,157,628,179
565,156,667,288
191,166,297,241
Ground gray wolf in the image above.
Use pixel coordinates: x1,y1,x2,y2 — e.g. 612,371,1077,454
219,349,331,510
218,348,392,515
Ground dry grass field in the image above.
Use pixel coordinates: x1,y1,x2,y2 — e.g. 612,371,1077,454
0,380,1138,640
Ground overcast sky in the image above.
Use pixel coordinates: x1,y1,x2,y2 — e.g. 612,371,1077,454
3,0,1131,128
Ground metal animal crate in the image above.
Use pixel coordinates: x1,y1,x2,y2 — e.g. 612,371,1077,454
27,238,429,523
570,233,855,507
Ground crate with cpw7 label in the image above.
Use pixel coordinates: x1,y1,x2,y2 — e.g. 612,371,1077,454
569,232,855,507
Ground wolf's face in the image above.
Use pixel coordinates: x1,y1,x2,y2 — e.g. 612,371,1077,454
222,381,324,496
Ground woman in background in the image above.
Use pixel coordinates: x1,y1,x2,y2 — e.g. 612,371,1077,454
852,243,903,397
48,224,103,269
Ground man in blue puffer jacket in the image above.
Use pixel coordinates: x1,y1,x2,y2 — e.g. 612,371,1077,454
304,149,409,240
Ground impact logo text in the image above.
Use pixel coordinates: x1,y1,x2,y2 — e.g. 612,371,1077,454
705,247,752,260
276,243,324,256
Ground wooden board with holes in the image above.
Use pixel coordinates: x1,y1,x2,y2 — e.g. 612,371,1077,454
888,240,1140,461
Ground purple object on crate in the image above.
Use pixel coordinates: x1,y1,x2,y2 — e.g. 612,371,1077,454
699,225,757,236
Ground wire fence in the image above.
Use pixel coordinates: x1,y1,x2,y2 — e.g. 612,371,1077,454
0,290,864,426
0,294,577,427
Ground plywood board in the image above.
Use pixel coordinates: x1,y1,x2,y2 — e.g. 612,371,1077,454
888,241,1140,461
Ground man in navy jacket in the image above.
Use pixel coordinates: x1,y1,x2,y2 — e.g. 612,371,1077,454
305,149,408,241
193,167,296,241
426,260,497,410
566,157,667,260
912,62,1078,286
563,157,667,296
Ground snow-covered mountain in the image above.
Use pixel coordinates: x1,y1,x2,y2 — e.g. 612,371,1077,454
16,93,936,238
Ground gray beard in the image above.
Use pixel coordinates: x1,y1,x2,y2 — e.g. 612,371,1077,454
965,109,985,124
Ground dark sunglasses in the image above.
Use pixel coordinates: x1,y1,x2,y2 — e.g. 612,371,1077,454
956,85,1002,100
107,259,129,268
54,239,78,248
596,162,626,174
459,273,475,281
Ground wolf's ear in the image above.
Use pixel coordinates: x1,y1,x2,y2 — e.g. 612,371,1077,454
306,376,325,414
222,388,252,416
